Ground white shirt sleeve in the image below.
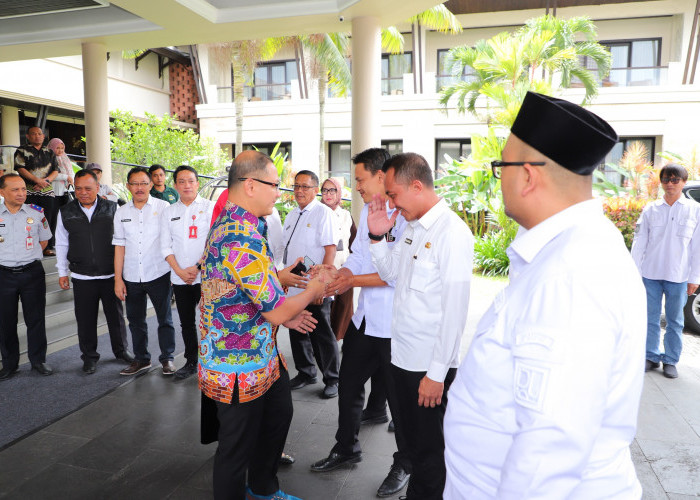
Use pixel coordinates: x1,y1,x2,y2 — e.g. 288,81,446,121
266,208,285,268
689,205,700,284
630,206,649,274
319,207,338,247
370,237,403,283
427,228,473,382
497,276,618,498
55,211,70,277
112,208,125,246
160,207,175,261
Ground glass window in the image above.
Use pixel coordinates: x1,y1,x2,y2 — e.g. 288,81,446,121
382,53,412,95
244,61,298,101
436,49,477,91
382,140,403,156
598,137,655,186
436,139,472,175
328,141,404,185
230,142,292,160
581,39,661,87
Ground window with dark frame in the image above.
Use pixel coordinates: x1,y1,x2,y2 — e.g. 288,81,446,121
244,60,298,101
382,53,412,95
580,38,663,87
230,142,292,160
436,49,477,92
435,138,472,176
598,137,655,186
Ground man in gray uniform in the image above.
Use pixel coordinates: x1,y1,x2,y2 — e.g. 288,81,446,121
0,173,53,379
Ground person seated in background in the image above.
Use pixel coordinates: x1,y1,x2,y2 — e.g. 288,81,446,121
149,164,179,204
84,163,119,203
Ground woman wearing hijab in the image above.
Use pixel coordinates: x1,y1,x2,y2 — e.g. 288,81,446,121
47,138,74,208
321,177,356,340
46,137,74,252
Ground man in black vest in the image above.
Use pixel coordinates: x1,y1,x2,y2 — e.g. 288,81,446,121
56,169,134,374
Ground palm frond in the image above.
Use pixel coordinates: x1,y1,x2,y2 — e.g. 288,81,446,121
381,27,405,54
410,4,462,34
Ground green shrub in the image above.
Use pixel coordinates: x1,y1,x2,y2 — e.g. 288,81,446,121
602,197,647,249
474,228,516,277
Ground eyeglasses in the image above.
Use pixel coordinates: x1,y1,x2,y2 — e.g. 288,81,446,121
491,160,546,179
238,178,280,189
660,177,682,184
293,184,317,191
128,182,150,187
321,188,337,195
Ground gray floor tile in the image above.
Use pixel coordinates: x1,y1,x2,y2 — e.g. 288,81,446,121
336,452,405,499
1,463,110,500
167,485,212,500
637,439,700,496
636,403,700,444
179,456,214,492
43,394,133,439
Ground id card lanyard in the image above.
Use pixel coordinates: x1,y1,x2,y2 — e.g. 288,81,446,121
189,214,198,239
25,225,34,250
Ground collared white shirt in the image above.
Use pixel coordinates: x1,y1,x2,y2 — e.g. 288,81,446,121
344,203,407,339
330,206,354,268
266,207,285,269
112,195,170,282
444,199,646,500
56,202,113,280
282,198,337,297
160,195,214,285
370,198,473,380
631,196,700,283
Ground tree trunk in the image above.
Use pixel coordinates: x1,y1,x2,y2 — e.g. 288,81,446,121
318,71,327,176
232,58,245,156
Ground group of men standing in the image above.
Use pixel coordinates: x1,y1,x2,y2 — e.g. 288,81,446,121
201,92,655,500
0,128,213,381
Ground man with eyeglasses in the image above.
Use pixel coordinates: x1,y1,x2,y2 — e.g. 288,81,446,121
282,170,340,398
113,167,176,376
443,92,647,499
160,165,214,379
631,163,700,379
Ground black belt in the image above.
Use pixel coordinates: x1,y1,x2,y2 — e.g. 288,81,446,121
0,261,39,273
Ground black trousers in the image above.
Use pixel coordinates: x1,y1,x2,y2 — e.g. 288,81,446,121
27,194,57,249
365,371,387,414
173,283,201,364
213,369,293,500
72,277,129,362
0,261,46,367
333,320,410,469
391,364,457,500
289,298,339,385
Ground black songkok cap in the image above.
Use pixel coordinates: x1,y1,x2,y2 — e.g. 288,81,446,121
511,91,618,175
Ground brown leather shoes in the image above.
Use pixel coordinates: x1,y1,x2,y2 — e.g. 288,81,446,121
161,360,175,375
119,360,152,376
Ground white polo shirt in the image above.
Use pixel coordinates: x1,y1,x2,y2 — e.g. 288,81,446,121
282,198,337,297
370,198,473,381
160,195,214,285
112,195,171,282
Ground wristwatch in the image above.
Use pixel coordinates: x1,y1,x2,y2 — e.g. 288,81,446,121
368,231,386,241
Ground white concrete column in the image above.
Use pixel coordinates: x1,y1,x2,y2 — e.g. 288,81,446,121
81,42,112,184
0,105,20,169
351,16,382,222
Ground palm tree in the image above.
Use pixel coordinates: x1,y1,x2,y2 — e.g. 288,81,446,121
439,15,611,127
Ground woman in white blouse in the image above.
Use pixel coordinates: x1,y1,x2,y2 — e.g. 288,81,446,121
321,177,356,340
47,138,74,207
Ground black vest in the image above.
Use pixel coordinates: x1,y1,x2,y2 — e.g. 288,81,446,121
60,198,117,276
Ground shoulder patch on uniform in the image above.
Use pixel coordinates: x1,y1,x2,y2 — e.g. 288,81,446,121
28,204,44,213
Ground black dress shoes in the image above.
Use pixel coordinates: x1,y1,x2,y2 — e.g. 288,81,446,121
83,359,97,374
32,362,53,376
174,361,197,380
289,374,317,390
377,463,410,497
361,408,389,425
0,365,19,380
310,451,362,472
322,383,338,399
116,350,135,364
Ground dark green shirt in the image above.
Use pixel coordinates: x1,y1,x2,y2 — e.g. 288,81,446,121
150,186,179,204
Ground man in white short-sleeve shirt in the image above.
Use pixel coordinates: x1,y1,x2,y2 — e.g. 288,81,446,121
113,166,176,377
160,165,214,380
282,170,339,398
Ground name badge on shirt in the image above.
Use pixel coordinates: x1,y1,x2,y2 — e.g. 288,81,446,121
121,219,132,222
25,225,34,250
404,238,412,245
171,217,181,221
337,240,344,251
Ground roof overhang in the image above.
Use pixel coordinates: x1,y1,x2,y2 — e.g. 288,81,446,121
0,0,441,63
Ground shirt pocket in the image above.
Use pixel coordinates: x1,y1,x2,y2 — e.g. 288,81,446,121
678,217,697,240
409,259,438,292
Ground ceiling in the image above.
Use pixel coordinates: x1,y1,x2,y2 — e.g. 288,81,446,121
0,0,441,62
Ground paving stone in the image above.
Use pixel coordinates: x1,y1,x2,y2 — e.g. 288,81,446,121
636,403,700,444
0,463,110,500
638,439,700,496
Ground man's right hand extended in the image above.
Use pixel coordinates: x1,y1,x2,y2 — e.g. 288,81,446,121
278,258,308,289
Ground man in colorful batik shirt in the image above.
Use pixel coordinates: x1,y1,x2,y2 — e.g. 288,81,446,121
199,150,329,500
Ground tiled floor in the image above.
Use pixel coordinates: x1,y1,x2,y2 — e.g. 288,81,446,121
2,275,700,499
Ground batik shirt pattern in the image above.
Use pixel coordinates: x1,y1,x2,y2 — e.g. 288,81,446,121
13,144,59,196
199,203,287,404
